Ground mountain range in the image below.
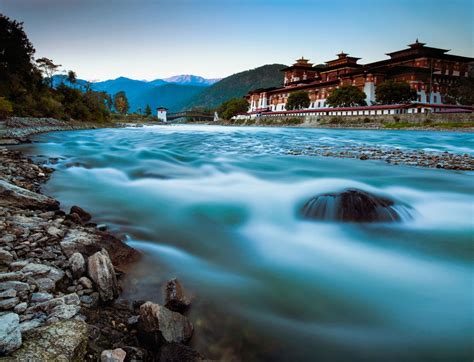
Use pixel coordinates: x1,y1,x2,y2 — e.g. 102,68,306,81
52,66,286,113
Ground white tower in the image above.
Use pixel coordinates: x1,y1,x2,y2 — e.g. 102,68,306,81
157,107,168,122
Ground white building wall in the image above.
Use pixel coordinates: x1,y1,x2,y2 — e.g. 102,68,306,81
418,90,427,103
363,82,376,105
157,109,167,122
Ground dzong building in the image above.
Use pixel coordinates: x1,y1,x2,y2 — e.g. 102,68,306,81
246,41,473,115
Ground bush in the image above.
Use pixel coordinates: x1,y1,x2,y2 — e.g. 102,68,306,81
217,98,248,120
0,97,13,119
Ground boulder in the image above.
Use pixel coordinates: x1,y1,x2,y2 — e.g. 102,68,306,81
70,205,92,222
69,252,86,279
164,278,190,313
61,229,100,258
0,281,30,293
30,292,53,303
46,226,64,238
0,179,59,211
139,301,193,344
8,320,88,361
0,248,13,265
13,302,27,314
300,188,412,223
101,348,127,362
0,297,19,310
78,276,93,289
21,263,65,283
87,249,118,302
0,313,21,355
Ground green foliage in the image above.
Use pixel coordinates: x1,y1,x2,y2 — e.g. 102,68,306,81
67,70,77,84
326,85,367,107
217,98,249,120
444,77,474,105
145,104,152,116
0,97,13,119
113,91,129,114
0,14,110,122
375,80,417,105
184,64,287,110
286,91,310,110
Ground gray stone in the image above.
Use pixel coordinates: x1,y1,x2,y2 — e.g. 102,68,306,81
0,297,19,310
0,248,13,265
21,263,65,283
164,278,191,313
30,292,53,303
19,318,44,333
46,226,64,238
60,228,100,257
13,302,27,314
0,289,17,299
79,294,99,308
35,277,55,292
69,252,85,279
9,260,29,271
9,320,88,361
87,249,118,302
78,276,93,289
139,301,193,344
0,281,29,293
0,271,25,282
0,179,59,211
101,348,126,362
46,304,81,324
0,313,21,355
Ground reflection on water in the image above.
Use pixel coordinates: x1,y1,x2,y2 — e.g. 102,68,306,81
19,125,474,361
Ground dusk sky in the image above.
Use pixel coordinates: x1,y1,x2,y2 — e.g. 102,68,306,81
1,0,473,81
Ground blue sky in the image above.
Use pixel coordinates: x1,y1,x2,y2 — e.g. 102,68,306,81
1,0,472,81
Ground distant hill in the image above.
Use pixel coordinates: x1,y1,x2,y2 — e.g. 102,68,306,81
52,74,218,112
182,64,287,110
129,83,205,112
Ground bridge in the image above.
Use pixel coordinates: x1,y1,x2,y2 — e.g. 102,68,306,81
166,111,214,122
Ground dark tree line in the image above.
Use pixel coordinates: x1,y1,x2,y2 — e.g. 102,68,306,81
0,13,111,122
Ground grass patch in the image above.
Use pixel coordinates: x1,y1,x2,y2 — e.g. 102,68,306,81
384,121,474,129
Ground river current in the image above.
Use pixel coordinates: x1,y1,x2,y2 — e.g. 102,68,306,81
20,125,473,361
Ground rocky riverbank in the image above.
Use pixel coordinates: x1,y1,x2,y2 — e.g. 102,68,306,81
0,147,204,360
286,145,474,170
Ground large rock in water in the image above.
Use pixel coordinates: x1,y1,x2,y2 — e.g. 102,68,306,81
300,188,411,222
0,313,21,355
139,302,193,344
7,320,88,361
88,249,118,302
164,278,191,313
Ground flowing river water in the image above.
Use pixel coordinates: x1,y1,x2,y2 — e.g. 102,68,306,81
19,125,473,361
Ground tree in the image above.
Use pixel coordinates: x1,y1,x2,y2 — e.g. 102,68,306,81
326,85,367,107
36,57,61,88
145,104,152,116
375,80,417,105
67,70,77,84
444,77,474,105
286,91,310,110
0,97,13,119
113,91,129,114
0,14,45,114
217,98,248,120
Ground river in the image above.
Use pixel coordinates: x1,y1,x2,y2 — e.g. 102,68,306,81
19,125,473,361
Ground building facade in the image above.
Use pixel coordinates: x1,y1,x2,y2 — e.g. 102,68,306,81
246,41,473,114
